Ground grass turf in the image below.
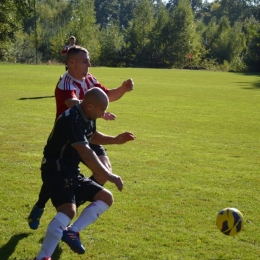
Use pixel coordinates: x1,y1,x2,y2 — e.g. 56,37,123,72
0,64,260,259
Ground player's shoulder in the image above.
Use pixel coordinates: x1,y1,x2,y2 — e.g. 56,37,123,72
56,106,78,126
57,74,76,90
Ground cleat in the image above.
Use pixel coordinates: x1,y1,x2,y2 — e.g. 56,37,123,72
61,229,85,254
28,205,44,230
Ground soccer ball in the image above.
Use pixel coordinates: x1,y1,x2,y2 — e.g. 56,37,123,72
216,208,244,236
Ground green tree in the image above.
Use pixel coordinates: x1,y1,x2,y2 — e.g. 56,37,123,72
125,0,155,66
145,1,170,67
99,22,125,66
163,0,203,68
94,0,120,29
49,0,100,64
204,16,246,69
0,0,32,60
166,0,203,13
36,0,64,61
94,0,137,29
243,17,260,71
67,0,100,64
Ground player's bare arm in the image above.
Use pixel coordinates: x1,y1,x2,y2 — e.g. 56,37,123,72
74,143,124,191
101,111,117,121
90,131,136,145
107,79,134,102
65,98,80,108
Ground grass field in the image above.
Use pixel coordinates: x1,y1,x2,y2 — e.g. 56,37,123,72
0,64,259,260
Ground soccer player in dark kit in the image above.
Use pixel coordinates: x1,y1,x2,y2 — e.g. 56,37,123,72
34,88,135,260
28,46,134,232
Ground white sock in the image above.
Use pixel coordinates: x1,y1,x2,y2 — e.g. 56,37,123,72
70,200,109,233
36,212,71,259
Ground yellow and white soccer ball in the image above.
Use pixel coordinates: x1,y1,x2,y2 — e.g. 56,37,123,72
216,208,244,236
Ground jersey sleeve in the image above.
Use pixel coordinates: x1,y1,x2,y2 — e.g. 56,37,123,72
55,75,79,119
55,87,78,119
65,109,93,146
85,73,109,95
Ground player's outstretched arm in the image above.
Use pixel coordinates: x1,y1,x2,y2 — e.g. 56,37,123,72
74,143,124,191
101,111,117,121
90,131,136,145
107,79,134,102
65,98,80,108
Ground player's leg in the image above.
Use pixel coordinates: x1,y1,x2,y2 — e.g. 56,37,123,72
35,206,73,259
69,186,112,233
28,183,50,230
35,172,80,259
62,177,112,253
89,144,112,185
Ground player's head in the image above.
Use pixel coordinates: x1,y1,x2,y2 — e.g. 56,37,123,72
81,88,108,120
66,46,91,80
69,36,76,46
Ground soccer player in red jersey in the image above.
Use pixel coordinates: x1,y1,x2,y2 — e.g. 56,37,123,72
61,36,76,71
28,46,134,232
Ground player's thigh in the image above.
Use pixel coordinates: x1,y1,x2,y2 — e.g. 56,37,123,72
74,176,104,206
42,170,79,208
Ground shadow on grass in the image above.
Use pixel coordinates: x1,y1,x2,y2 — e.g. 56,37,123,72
52,243,63,260
37,237,63,260
234,72,260,90
18,95,54,100
0,233,63,259
252,80,260,89
0,233,31,259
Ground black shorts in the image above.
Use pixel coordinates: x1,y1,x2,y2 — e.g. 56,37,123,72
42,170,104,208
89,144,107,157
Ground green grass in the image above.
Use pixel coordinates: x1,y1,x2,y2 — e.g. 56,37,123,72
0,64,260,259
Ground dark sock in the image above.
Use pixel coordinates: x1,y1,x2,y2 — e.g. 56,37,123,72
35,183,50,209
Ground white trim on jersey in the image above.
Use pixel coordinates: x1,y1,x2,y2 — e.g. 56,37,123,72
57,73,88,99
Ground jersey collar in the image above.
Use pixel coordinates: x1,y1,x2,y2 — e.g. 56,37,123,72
76,103,90,123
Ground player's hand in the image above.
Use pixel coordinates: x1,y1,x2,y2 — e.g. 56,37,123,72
102,111,117,121
115,132,136,144
110,174,124,191
122,79,134,92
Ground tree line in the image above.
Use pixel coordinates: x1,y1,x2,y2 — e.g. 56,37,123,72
0,0,259,71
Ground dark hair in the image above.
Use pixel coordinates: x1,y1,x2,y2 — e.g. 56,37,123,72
65,46,89,62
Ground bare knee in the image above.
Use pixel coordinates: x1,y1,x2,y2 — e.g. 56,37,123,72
93,189,114,207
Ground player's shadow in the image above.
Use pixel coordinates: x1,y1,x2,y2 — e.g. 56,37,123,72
0,233,63,259
0,233,31,259
38,237,63,260
52,243,63,260
18,95,54,100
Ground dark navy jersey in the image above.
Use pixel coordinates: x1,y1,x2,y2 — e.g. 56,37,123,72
41,104,96,173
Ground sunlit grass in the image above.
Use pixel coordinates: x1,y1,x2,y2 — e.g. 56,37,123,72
0,64,260,259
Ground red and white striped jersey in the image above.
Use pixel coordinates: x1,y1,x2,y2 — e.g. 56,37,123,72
55,72,109,120
61,44,70,55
